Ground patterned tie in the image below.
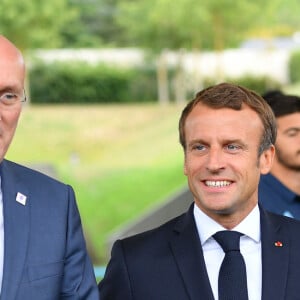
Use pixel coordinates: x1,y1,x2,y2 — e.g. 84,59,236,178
213,231,249,300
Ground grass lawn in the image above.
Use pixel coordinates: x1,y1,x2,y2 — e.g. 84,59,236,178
6,103,188,264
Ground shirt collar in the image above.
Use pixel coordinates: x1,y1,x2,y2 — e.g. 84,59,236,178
193,204,261,246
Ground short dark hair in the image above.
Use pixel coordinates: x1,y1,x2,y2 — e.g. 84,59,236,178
262,90,300,118
179,82,277,156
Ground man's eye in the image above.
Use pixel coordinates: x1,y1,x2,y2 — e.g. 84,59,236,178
226,144,239,151
193,145,205,151
1,93,17,100
286,129,300,137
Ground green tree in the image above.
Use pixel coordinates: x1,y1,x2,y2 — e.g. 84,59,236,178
251,0,300,38
62,0,125,48
116,0,297,51
0,0,78,50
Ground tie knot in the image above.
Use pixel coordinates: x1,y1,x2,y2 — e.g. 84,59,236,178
213,230,242,252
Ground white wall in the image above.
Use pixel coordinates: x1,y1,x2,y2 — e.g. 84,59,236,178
33,47,292,84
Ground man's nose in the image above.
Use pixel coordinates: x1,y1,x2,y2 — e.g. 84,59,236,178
205,148,225,172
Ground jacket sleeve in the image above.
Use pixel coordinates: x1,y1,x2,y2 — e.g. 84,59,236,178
61,185,99,299
98,240,133,300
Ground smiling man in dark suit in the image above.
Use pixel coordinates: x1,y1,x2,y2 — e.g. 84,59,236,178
99,82,300,300
0,35,99,299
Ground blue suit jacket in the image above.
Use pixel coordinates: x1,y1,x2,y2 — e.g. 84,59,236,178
0,159,99,299
99,204,300,299
259,173,300,219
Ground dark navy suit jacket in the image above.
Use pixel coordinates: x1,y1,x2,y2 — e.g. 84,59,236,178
0,159,99,299
259,173,300,219
99,203,300,300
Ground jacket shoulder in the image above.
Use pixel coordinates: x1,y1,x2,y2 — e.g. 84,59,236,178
116,212,187,255
264,209,300,229
2,159,66,187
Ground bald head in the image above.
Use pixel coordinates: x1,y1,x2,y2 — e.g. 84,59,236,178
0,35,25,84
0,35,25,162
0,35,24,58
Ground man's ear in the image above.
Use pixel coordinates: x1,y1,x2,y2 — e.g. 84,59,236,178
260,145,275,175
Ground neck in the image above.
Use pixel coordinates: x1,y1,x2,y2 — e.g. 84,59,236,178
271,162,300,195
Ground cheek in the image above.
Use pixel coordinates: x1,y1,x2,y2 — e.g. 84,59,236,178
184,163,188,176
277,135,298,148
2,109,22,131
183,160,190,176
184,157,193,176
184,157,203,176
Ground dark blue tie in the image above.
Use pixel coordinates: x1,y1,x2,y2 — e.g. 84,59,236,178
213,231,249,300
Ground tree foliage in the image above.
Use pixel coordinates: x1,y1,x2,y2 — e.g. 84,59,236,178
0,0,78,49
116,0,300,51
1,0,300,51
61,0,125,48
245,0,300,38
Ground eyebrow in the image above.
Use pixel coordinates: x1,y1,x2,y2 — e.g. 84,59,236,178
0,86,21,93
187,138,247,147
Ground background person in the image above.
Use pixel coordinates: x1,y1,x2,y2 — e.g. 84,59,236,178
259,90,300,218
0,35,99,299
99,83,300,299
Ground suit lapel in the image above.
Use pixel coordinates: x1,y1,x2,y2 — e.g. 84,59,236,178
169,205,215,300
0,160,30,300
260,208,289,300
169,205,291,300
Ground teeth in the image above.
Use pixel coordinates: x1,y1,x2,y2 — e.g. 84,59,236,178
205,180,231,187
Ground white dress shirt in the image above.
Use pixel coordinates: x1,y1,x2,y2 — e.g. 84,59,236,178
193,204,262,300
0,177,4,294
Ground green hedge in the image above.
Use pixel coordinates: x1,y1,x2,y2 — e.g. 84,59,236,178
289,51,300,83
29,60,281,104
29,61,157,103
228,75,281,95
202,75,281,95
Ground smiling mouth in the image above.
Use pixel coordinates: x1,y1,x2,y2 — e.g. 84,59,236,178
204,180,232,187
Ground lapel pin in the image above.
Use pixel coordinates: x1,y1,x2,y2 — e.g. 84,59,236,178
274,241,283,247
16,192,27,206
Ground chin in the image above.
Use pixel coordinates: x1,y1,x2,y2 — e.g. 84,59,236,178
208,203,237,215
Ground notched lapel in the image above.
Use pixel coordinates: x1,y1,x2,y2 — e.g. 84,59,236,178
261,210,289,300
169,206,215,300
0,162,30,300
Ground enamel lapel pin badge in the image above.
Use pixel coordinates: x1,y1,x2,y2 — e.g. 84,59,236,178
16,192,27,206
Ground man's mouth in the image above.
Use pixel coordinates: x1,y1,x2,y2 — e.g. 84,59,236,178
204,180,232,187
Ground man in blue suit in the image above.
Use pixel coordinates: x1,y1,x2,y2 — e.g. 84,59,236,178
259,90,300,219
0,36,99,298
99,83,300,299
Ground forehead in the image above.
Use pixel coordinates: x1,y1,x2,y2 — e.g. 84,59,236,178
185,103,263,141
276,112,300,129
0,58,24,91
0,38,25,90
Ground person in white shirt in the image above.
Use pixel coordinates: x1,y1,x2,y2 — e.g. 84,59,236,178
99,82,300,300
